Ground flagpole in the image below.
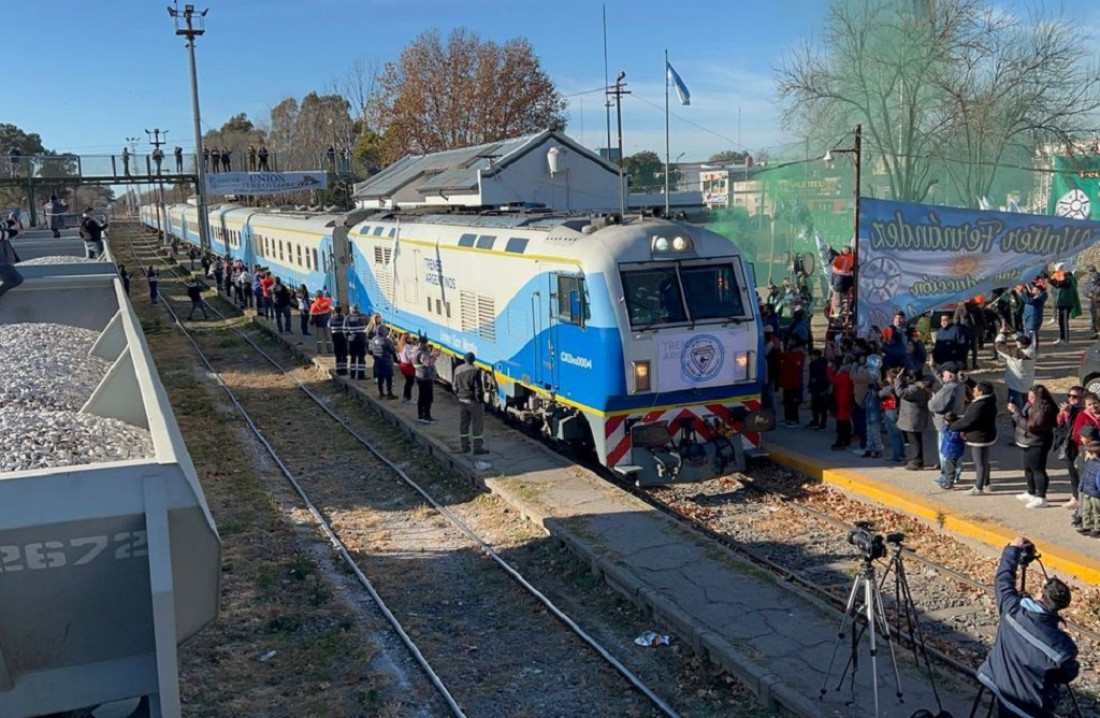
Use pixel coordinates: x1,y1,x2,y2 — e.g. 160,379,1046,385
664,49,671,218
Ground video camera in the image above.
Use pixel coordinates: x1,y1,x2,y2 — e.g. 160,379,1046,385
1018,540,1039,566
848,521,887,561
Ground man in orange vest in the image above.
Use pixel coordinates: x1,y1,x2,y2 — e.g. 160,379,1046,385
309,291,333,355
828,245,855,318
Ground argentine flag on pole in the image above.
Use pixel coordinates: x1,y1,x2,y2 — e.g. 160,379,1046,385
667,61,691,106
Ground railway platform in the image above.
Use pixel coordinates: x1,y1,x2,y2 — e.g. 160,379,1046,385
243,315,976,718
766,328,1100,589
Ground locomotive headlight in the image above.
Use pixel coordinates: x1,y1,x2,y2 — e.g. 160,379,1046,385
733,351,756,381
633,360,651,392
671,235,692,251
653,236,670,252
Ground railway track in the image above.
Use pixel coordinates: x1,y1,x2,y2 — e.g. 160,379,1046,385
118,225,699,718
119,222,1098,715
643,468,1100,712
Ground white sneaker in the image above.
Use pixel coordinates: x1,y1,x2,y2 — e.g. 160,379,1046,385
965,486,984,496
1051,339,1062,345
1025,497,1047,509
1016,491,1035,502
851,448,866,456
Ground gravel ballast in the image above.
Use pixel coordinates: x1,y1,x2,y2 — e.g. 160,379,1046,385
0,322,155,472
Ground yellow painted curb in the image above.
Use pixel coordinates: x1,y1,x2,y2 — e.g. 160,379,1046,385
769,445,1100,587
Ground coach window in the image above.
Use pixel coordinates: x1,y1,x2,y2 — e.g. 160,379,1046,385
556,275,588,327
313,248,319,270
681,263,746,320
620,267,687,327
297,244,303,266
458,233,476,248
476,235,496,250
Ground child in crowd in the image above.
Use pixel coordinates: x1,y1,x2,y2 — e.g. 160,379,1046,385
861,362,884,458
806,349,829,431
935,412,965,490
1079,441,1100,537
779,346,805,427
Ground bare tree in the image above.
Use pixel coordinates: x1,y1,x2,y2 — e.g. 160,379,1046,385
776,0,1100,206
372,28,566,164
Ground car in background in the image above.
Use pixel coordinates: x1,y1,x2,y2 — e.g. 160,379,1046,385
1079,341,1100,395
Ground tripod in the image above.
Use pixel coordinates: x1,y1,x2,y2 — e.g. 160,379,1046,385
881,539,946,716
820,553,905,718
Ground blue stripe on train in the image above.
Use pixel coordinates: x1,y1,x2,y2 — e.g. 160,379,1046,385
345,246,762,413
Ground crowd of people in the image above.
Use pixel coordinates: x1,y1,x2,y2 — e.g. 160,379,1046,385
193,255,448,426
763,264,1100,537
202,145,270,173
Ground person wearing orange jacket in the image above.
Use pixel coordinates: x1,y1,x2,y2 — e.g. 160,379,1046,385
309,291,333,355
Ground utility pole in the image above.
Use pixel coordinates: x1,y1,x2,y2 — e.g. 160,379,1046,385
606,71,630,216
146,129,168,241
169,1,211,252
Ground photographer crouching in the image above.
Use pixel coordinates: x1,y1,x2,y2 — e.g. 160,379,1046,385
976,536,1078,717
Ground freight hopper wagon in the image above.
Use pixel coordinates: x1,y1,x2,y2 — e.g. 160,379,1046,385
345,210,774,486
0,262,220,717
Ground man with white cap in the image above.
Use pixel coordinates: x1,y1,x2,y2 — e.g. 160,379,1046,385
1049,262,1080,344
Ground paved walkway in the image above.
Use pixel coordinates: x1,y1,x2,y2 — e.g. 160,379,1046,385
237,312,976,718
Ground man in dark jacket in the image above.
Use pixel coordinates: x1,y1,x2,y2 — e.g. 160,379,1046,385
185,281,208,321
79,207,107,259
272,278,292,334
453,352,488,455
977,536,1078,717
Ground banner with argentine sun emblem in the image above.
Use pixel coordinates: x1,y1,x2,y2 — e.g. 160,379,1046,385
1048,155,1100,220
857,197,1100,330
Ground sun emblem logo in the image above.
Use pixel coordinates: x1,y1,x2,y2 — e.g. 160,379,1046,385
950,255,980,276
1055,188,1090,219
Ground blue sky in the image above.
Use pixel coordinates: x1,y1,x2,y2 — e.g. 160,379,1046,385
7,0,1099,163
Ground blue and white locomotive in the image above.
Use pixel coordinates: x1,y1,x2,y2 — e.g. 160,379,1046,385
146,203,773,485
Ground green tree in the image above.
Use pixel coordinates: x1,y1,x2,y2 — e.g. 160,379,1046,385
624,150,680,193
373,28,566,164
708,150,750,164
777,0,1100,205
265,93,352,172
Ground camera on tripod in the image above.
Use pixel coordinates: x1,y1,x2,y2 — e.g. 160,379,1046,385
848,521,886,561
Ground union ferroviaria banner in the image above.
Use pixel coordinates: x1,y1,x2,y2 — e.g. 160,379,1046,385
1049,155,1100,220
204,171,328,196
857,197,1100,329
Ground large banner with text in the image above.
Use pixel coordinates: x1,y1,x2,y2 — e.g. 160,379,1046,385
857,197,1100,329
205,171,328,196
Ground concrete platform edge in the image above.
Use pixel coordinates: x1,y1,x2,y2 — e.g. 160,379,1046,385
767,443,1100,586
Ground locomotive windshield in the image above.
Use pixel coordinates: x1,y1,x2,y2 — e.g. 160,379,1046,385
621,262,746,328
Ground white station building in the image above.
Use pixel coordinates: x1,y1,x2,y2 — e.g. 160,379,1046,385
351,130,701,214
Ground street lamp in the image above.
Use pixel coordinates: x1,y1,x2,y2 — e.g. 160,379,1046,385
168,2,211,252
823,124,862,331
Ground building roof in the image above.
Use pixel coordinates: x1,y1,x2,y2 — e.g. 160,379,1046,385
352,130,619,202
